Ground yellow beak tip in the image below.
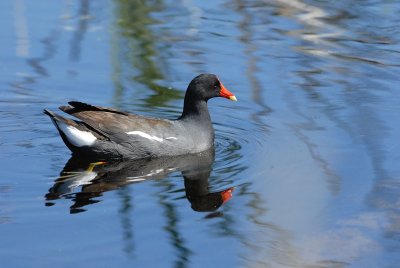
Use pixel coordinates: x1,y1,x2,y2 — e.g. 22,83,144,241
229,96,238,101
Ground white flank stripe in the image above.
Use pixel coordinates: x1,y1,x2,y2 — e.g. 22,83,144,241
57,121,97,147
126,131,164,142
127,168,165,181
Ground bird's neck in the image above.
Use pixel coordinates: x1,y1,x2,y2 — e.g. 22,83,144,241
179,99,215,149
180,99,211,123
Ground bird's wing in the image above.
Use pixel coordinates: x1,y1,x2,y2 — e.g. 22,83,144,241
59,101,177,144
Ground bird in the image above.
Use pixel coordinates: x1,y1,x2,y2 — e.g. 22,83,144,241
44,73,237,160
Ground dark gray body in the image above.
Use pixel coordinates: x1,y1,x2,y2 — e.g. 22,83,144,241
45,101,214,160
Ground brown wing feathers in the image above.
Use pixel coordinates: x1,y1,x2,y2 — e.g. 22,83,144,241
61,101,130,116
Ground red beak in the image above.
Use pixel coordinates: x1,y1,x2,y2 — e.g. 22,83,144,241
221,187,235,203
219,82,237,101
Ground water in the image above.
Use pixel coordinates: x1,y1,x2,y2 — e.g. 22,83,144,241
1,0,400,267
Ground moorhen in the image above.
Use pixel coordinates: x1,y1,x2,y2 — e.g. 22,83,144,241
44,74,237,159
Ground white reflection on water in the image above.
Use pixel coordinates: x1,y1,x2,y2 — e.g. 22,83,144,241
13,0,30,57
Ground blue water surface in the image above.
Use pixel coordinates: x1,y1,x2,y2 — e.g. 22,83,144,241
1,0,400,267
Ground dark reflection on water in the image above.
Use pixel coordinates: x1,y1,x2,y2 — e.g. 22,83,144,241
45,148,233,214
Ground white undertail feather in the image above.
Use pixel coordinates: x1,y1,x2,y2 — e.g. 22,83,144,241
55,120,97,147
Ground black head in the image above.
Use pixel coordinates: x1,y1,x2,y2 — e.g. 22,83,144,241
185,73,236,102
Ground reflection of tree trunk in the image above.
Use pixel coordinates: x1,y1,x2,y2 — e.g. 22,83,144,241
235,0,272,129
12,0,61,90
117,187,135,257
157,181,192,268
69,0,90,61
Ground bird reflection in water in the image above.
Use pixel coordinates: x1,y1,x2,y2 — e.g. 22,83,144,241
45,148,234,214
